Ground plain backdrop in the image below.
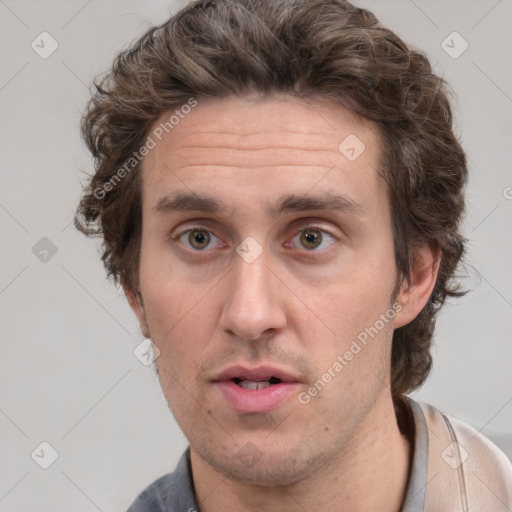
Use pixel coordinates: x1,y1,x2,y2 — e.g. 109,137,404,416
1,0,511,510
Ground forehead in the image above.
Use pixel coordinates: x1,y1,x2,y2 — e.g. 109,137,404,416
141,95,384,216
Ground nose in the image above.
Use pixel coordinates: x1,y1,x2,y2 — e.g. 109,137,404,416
219,249,287,342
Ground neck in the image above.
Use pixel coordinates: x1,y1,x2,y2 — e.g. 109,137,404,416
191,393,412,512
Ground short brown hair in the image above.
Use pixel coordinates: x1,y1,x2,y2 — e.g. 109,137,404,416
75,0,468,398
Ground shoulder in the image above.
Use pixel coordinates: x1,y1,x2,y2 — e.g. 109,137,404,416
125,473,174,512
124,447,197,512
415,399,512,511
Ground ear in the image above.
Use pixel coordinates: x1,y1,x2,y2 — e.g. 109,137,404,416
122,279,151,338
393,243,441,329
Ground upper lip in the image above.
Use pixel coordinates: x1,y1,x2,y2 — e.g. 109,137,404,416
213,364,300,383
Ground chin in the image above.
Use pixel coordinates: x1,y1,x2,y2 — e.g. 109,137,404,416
196,441,333,487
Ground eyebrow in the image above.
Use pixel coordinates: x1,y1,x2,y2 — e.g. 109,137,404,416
153,191,366,217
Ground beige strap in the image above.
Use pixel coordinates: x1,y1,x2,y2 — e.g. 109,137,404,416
419,402,512,511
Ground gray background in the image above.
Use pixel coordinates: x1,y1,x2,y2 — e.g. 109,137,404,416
0,0,511,510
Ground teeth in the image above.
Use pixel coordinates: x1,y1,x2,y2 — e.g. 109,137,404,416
237,380,272,390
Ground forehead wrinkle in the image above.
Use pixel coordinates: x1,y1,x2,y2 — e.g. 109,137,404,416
176,130,336,136
167,146,344,171
174,145,338,153
165,146,344,172
167,128,348,153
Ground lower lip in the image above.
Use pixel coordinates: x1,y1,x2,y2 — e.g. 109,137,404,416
215,381,300,413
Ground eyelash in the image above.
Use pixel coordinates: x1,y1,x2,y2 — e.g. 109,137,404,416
172,224,338,254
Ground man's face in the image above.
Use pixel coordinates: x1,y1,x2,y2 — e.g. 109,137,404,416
132,95,403,485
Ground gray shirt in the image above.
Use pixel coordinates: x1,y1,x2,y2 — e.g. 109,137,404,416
126,396,427,511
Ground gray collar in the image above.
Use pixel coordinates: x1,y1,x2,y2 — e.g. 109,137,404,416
400,396,428,511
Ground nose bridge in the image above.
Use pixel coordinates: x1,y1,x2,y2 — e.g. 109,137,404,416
220,246,285,341
233,249,270,301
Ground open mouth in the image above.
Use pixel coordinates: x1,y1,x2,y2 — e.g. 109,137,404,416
215,369,299,412
232,377,282,390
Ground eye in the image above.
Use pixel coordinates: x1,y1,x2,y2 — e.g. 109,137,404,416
173,225,337,254
289,227,337,251
178,228,223,251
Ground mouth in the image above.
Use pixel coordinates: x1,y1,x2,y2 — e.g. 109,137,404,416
232,376,282,390
213,364,300,384
213,365,301,413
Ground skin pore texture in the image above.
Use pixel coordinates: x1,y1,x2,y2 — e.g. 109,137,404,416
124,95,440,512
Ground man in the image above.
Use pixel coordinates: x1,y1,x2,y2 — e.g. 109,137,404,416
75,0,512,510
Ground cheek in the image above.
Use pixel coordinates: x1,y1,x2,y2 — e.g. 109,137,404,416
139,234,213,330
305,248,396,336
140,273,189,362
144,286,206,356
294,239,397,383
